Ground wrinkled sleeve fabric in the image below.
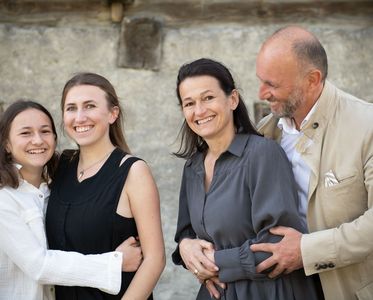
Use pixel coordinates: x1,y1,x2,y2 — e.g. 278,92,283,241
0,192,122,295
215,139,305,283
172,162,197,267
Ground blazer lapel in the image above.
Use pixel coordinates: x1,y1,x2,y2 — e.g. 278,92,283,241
298,81,336,202
297,121,325,202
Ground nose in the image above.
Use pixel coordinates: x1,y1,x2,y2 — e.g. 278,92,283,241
258,82,271,101
75,109,87,123
31,132,43,145
194,101,207,116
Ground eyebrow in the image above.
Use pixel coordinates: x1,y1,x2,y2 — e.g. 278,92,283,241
65,99,96,106
256,73,278,86
182,89,214,102
17,124,52,131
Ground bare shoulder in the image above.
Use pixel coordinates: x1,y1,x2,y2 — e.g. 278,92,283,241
120,155,150,173
121,157,155,190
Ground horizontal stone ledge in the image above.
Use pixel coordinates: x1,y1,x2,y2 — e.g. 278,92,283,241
1,1,372,25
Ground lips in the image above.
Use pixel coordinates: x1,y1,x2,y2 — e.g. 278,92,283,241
196,116,214,125
75,125,93,133
27,148,47,154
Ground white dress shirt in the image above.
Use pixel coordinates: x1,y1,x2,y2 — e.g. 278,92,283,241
278,103,318,231
0,178,122,300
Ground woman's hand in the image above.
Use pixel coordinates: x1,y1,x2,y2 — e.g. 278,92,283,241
203,276,226,299
179,238,219,281
116,236,142,272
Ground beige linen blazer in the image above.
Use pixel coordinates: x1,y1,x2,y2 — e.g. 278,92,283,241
258,81,373,300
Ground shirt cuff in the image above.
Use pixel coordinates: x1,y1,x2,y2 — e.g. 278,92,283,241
105,251,122,295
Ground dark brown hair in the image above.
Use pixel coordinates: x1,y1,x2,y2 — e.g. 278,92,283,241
61,72,130,153
0,100,59,188
174,58,261,159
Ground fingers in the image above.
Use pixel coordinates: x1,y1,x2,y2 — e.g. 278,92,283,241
200,254,219,273
122,236,139,246
255,256,277,273
119,238,143,272
190,263,217,281
210,276,226,290
199,239,215,250
205,279,221,299
250,242,273,253
268,265,286,278
180,238,219,278
269,226,291,236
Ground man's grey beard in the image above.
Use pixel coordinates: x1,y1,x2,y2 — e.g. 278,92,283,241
270,88,303,119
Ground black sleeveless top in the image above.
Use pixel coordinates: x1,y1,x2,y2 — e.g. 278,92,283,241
46,148,153,299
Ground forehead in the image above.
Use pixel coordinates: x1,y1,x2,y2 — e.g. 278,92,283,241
179,75,221,98
64,84,107,104
256,44,299,83
11,108,52,130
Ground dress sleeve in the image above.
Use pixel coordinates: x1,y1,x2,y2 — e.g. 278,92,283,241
0,192,122,295
172,163,197,267
215,139,305,282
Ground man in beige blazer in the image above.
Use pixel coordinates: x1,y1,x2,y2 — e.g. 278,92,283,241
251,26,373,300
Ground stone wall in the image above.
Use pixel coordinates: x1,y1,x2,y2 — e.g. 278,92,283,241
1,1,373,299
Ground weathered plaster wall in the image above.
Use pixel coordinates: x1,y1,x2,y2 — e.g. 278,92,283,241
1,1,372,299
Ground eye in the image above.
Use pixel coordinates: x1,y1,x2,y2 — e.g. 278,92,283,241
41,129,53,134
20,131,31,136
266,82,277,89
204,95,214,101
182,101,193,108
65,106,76,112
86,103,96,109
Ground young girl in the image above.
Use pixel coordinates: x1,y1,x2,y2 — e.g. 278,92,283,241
45,73,165,299
0,100,142,300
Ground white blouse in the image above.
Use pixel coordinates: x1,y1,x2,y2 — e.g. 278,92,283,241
0,179,122,300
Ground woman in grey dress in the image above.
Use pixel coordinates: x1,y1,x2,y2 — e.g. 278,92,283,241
172,58,323,299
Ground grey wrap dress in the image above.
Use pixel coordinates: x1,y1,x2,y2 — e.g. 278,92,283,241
172,134,322,299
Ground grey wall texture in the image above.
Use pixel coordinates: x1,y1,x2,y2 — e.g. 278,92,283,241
1,1,373,299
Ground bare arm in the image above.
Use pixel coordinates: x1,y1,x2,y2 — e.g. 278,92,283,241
118,160,165,300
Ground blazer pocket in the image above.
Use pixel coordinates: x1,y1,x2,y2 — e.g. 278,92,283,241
325,173,356,191
356,281,373,300
322,173,366,227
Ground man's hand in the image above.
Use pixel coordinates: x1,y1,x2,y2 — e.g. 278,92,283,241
179,238,219,280
250,226,303,278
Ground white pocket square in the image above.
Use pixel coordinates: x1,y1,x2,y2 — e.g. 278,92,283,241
325,170,339,187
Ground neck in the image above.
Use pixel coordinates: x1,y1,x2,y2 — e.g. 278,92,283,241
205,127,235,158
79,144,115,165
78,135,116,164
20,168,43,188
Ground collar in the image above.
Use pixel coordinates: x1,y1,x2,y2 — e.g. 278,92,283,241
18,179,50,198
259,80,337,138
225,133,250,157
278,100,319,134
186,133,250,169
14,163,22,170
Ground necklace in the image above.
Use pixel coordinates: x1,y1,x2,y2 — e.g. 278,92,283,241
77,149,114,180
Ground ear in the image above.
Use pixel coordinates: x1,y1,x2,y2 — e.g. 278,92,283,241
5,142,11,155
109,106,119,124
306,69,322,90
230,89,240,110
